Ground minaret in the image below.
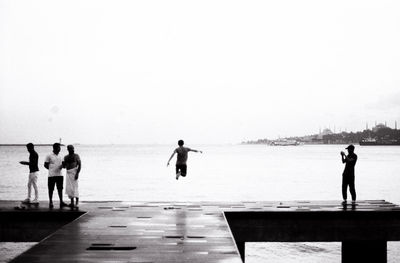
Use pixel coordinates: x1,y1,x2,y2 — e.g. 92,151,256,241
396,121,398,130
366,122,368,130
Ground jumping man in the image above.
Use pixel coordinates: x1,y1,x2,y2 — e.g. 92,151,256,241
167,140,202,180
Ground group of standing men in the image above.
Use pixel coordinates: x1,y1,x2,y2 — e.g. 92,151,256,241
20,143,81,209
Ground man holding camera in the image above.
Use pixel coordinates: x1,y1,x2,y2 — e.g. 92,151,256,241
340,144,357,205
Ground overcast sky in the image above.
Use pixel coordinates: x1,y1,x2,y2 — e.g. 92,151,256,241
1,0,399,144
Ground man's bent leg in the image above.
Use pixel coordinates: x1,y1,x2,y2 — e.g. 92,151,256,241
175,165,181,180
180,164,187,177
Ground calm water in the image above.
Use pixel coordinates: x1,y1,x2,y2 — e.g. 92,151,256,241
1,144,400,262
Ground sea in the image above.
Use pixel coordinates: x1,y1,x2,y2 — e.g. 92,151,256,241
1,144,400,262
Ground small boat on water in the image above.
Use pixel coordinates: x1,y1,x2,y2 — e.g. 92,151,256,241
270,139,300,146
359,137,400,146
359,137,377,145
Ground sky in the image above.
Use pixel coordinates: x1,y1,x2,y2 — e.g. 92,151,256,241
1,0,400,144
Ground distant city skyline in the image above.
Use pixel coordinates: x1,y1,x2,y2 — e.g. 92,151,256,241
318,120,398,133
1,1,400,144
245,120,398,142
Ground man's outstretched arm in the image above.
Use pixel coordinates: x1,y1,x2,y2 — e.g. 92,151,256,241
190,149,203,153
167,151,176,166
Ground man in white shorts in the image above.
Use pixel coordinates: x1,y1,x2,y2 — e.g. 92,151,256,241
19,143,39,204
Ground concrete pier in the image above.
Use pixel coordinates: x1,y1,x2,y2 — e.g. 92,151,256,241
225,201,400,262
1,200,400,262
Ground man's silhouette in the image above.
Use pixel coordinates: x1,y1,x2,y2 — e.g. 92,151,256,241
340,144,357,204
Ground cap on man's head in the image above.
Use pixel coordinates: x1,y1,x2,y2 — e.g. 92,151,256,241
345,144,355,150
26,143,34,149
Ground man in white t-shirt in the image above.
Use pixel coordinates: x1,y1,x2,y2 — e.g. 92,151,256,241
44,143,68,209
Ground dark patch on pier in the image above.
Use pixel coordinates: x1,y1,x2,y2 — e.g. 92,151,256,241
0,209,84,242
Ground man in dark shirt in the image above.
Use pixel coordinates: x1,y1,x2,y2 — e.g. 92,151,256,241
167,140,202,180
20,143,39,204
340,144,357,204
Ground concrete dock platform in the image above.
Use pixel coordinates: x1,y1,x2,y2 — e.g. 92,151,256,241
1,200,400,262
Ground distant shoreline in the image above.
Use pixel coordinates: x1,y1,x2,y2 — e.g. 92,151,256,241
0,144,65,147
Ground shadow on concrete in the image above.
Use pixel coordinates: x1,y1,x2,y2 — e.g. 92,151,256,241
0,210,85,242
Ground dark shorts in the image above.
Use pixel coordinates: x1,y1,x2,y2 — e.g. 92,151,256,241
176,164,187,177
48,176,63,191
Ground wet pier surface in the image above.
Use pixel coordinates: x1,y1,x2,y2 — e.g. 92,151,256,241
1,200,400,263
